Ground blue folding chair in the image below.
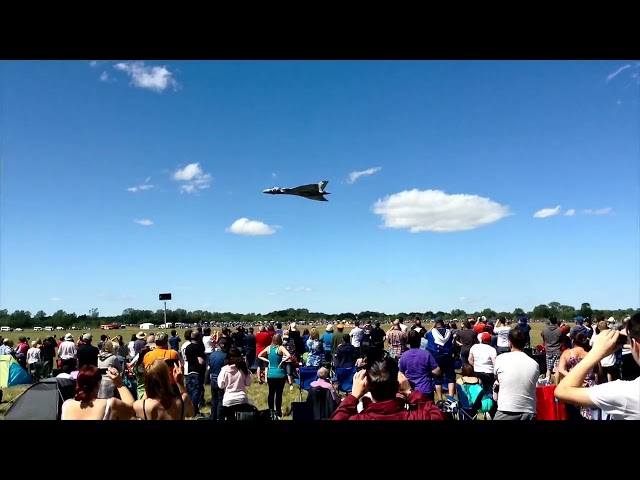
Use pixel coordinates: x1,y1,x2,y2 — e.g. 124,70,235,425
454,383,491,420
335,367,357,395
295,366,320,401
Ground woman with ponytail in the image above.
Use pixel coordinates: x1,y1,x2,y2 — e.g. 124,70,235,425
61,365,135,420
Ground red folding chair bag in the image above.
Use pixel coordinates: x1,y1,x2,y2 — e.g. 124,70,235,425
536,385,567,420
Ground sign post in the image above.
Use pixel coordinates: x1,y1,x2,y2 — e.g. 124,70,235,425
159,293,172,325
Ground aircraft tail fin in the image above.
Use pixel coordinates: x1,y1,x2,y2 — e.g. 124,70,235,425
319,180,329,193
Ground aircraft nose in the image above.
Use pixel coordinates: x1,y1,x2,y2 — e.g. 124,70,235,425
262,189,270,193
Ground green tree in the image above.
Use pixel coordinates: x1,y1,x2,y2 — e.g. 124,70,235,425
481,308,497,319
9,310,32,328
579,302,593,319
532,304,550,319
548,301,561,313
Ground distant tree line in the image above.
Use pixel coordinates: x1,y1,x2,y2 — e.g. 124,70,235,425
1,302,638,329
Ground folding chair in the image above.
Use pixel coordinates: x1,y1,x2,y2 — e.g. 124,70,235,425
294,366,320,401
455,383,488,420
335,367,357,396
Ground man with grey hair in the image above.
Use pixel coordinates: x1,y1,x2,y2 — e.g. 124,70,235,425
0,338,13,356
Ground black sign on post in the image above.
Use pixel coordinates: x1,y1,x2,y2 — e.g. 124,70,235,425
159,293,172,325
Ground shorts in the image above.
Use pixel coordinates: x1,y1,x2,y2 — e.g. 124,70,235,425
546,353,560,373
284,362,294,376
433,355,455,386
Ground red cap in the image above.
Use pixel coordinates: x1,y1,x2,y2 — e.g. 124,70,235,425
481,332,492,343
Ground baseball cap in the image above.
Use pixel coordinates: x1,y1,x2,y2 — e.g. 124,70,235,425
481,332,492,343
155,332,168,343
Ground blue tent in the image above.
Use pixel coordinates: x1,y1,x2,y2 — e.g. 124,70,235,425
0,355,32,388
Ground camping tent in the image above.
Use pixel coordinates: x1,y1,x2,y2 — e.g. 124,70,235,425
139,322,154,330
3,377,75,420
0,354,32,388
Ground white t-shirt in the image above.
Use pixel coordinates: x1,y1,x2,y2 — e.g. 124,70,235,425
57,340,77,360
27,347,41,364
494,326,511,348
470,343,497,374
589,332,616,367
399,324,408,333
350,327,363,348
588,377,640,420
494,351,539,414
180,340,190,372
203,335,214,354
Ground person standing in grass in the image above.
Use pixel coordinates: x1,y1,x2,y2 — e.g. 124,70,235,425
258,333,291,420
255,326,273,384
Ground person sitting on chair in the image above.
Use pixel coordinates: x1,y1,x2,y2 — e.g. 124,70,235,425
330,357,447,420
309,367,340,405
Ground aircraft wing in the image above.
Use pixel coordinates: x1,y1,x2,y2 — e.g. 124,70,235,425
287,183,318,195
305,194,328,202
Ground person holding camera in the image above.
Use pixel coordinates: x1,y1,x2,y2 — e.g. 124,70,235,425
555,313,640,420
330,357,447,420
61,365,135,420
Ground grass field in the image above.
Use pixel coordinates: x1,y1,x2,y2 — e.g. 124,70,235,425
0,322,549,419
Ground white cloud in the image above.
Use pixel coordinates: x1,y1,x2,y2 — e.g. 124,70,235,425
127,177,154,193
348,166,381,184
371,189,511,233
583,208,612,215
272,172,277,178
459,296,467,302
49,296,62,302
226,218,278,236
113,61,179,92
134,219,154,226
99,71,111,82
606,64,631,82
533,205,561,218
172,163,212,194
284,286,312,292
89,60,99,67
564,209,575,216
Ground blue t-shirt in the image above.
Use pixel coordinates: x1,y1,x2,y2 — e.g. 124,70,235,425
168,336,181,352
399,348,440,395
208,350,227,383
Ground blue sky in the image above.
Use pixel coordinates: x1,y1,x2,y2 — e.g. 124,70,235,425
1,60,638,316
